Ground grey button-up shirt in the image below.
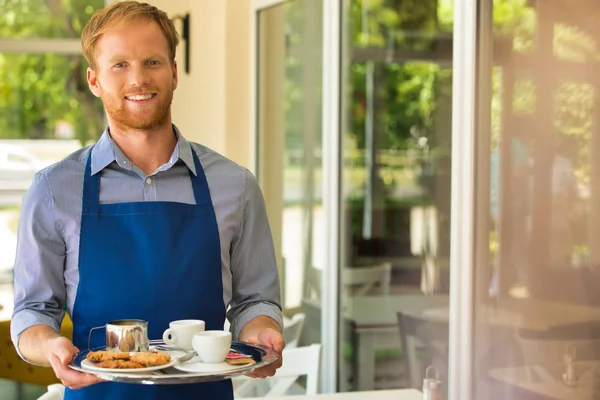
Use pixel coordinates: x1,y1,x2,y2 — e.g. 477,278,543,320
11,127,282,349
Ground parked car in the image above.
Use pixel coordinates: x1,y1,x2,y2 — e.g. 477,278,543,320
0,144,49,205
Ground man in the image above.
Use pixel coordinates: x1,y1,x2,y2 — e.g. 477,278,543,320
10,2,284,399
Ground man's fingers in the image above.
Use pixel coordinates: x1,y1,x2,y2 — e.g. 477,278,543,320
257,329,285,353
274,341,285,354
54,345,77,365
246,357,282,379
49,353,102,389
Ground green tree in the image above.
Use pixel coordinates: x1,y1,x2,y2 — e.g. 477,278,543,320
0,0,105,144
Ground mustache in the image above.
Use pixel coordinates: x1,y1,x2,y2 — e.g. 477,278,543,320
123,88,158,96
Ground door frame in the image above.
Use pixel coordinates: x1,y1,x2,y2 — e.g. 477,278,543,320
448,0,479,398
250,0,341,393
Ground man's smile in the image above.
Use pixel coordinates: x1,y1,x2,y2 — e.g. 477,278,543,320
124,93,157,102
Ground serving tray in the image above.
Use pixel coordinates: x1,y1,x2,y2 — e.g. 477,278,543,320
68,341,278,384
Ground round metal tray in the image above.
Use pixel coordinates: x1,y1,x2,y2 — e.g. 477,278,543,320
69,341,278,384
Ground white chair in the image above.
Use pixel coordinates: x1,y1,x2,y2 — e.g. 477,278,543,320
342,262,392,296
37,383,65,400
232,313,306,396
282,312,305,349
234,343,322,398
304,266,323,300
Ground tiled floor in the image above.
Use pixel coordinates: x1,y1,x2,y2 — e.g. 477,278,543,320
0,379,46,400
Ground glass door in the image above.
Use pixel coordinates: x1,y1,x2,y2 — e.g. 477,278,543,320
470,1,600,399
253,0,326,381
339,0,455,394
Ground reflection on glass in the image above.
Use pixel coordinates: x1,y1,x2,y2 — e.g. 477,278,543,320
0,0,104,39
341,0,453,394
476,1,600,400
257,0,324,353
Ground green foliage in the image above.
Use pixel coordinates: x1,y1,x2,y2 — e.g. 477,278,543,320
347,0,455,157
0,0,105,144
0,0,98,39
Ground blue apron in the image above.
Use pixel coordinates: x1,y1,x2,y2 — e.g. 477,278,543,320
65,148,233,400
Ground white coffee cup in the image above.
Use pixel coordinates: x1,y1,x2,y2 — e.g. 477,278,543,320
162,319,205,350
192,330,232,363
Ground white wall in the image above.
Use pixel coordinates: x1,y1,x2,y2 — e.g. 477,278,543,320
147,0,252,169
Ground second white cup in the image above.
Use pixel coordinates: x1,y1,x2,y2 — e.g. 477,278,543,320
162,319,205,350
192,330,232,363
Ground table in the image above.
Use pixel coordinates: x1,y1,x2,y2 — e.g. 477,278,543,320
302,295,448,391
242,388,422,400
489,362,600,400
423,299,600,332
343,295,449,391
303,295,600,391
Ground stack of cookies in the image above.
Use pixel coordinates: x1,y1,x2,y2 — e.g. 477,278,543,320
85,350,171,369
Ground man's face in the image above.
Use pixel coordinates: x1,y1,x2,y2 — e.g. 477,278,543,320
87,19,178,130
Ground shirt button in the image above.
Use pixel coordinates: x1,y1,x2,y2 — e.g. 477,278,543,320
146,177,153,185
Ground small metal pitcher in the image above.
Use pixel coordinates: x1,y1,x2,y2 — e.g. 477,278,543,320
88,319,149,352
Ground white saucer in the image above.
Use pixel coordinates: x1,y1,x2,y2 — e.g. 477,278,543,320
173,356,253,374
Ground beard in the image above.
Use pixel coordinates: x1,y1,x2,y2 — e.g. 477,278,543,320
101,87,174,130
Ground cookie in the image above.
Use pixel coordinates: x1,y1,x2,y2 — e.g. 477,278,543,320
114,352,132,360
225,357,256,365
86,350,118,362
225,351,255,365
130,351,171,366
96,359,145,369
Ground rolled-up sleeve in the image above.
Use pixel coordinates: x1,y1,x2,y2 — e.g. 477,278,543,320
10,171,66,353
227,170,283,339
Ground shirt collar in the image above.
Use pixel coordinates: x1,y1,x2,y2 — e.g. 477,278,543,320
174,126,197,176
90,125,197,176
90,128,114,175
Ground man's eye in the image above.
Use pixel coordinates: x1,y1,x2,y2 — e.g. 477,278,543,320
148,60,159,66
114,62,125,68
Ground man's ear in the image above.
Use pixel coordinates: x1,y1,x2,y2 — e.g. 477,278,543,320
172,60,178,91
87,67,101,98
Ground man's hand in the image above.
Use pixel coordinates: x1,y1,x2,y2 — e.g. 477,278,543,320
238,316,284,379
43,336,104,389
19,324,103,389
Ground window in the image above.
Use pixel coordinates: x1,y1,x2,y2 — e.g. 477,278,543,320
0,0,106,318
340,0,454,393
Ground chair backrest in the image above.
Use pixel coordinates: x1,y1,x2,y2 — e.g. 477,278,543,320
233,343,322,398
265,343,322,396
396,311,449,389
282,312,305,348
304,266,323,300
343,262,392,296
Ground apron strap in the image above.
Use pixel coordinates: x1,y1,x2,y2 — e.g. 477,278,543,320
189,148,212,207
82,146,211,212
82,151,100,213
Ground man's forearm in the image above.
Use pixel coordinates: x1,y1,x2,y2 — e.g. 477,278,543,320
18,324,61,366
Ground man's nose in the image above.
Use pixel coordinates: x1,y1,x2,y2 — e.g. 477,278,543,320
128,64,150,87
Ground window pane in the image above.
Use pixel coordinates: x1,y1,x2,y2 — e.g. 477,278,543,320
0,0,104,39
256,0,324,355
0,53,104,143
475,1,600,399
340,0,453,394
0,53,102,287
